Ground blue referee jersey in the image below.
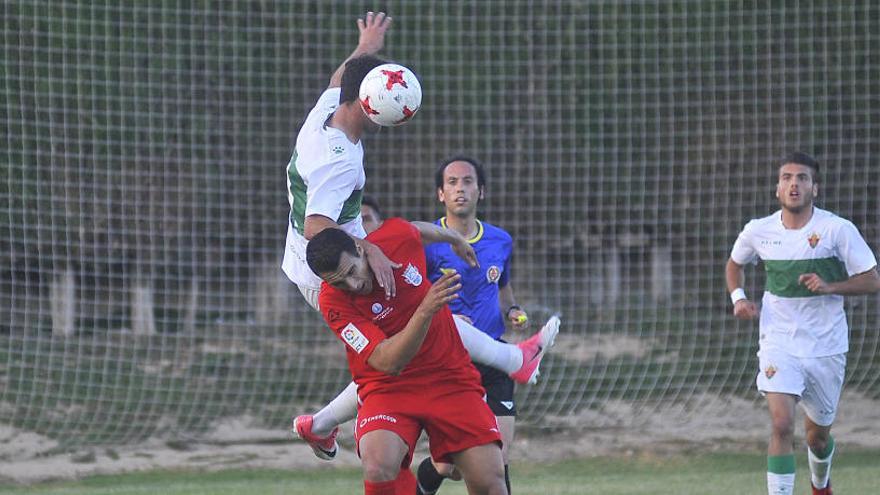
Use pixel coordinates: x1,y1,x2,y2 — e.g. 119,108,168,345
425,217,513,340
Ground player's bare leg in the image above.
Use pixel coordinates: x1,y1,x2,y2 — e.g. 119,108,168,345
451,442,508,495
359,429,410,494
417,415,514,494
766,393,797,495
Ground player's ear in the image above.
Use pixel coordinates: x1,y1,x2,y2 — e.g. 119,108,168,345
356,244,365,257
437,187,444,202
478,186,485,201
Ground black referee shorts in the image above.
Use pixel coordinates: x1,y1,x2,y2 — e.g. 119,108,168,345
473,361,516,417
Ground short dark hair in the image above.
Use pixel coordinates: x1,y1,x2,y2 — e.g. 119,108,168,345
434,155,487,191
306,228,358,276
780,151,820,182
340,55,388,105
361,195,383,220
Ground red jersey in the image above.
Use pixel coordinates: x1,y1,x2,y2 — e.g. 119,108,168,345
317,218,482,400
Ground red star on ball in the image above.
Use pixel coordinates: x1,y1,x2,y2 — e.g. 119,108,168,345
382,69,408,90
394,105,415,124
360,96,380,115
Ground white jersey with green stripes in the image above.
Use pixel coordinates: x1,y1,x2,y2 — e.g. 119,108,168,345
730,207,877,357
281,88,367,290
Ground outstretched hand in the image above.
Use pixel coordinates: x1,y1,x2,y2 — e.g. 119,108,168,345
419,270,461,316
356,12,392,55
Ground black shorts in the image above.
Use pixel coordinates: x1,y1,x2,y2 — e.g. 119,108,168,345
473,361,516,417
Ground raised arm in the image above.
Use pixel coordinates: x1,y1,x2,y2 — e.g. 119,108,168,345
411,221,478,268
328,12,392,89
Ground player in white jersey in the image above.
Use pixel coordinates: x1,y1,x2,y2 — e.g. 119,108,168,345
282,12,557,462
725,152,880,495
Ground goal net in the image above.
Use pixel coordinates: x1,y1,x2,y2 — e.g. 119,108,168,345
2,1,878,446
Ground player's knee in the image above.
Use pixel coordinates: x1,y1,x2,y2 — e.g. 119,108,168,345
360,457,400,482
483,471,508,495
770,416,795,440
805,429,830,453
468,464,506,494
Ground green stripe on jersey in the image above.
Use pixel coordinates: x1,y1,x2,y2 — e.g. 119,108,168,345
338,189,363,226
764,257,848,298
287,151,363,234
287,151,308,234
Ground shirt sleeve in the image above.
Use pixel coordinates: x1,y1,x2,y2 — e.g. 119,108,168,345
835,220,878,276
319,293,385,367
304,156,360,222
380,218,421,245
730,220,759,265
300,88,341,132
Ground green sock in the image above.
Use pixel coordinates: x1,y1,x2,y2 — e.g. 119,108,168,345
767,454,796,474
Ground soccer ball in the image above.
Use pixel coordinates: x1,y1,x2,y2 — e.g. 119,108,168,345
358,63,422,126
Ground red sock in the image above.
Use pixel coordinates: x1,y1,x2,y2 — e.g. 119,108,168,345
395,468,417,494
364,478,396,495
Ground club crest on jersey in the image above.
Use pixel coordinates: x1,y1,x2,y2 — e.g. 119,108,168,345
486,265,502,284
808,232,820,248
764,365,777,379
371,303,383,314
402,263,422,286
440,267,455,276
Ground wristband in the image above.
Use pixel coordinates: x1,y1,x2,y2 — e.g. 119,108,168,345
506,305,522,317
730,288,747,304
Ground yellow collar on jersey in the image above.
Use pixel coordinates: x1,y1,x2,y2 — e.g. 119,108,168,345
440,217,484,244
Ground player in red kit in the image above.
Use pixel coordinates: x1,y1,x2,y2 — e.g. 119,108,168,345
306,219,508,495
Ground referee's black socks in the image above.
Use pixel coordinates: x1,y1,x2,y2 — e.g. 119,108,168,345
415,457,445,495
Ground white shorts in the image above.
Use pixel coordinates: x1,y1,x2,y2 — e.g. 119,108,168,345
756,349,846,426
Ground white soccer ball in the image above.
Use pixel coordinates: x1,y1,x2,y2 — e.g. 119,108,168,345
358,63,422,126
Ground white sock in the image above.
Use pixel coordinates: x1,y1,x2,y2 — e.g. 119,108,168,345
311,381,358,436
767,472,795,495
808,444,834,489
454,316,522,373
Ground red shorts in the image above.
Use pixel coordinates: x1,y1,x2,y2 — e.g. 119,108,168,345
354,385,501,467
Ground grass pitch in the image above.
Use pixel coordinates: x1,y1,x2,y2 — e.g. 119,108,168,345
0,450,876,494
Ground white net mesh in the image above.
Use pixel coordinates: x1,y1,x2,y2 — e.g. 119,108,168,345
2,1,879,446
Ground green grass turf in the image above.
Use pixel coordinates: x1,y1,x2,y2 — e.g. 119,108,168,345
0,450,876,494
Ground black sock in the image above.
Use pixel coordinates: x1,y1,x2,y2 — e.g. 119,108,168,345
416,457,445,495
504,464,511,494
